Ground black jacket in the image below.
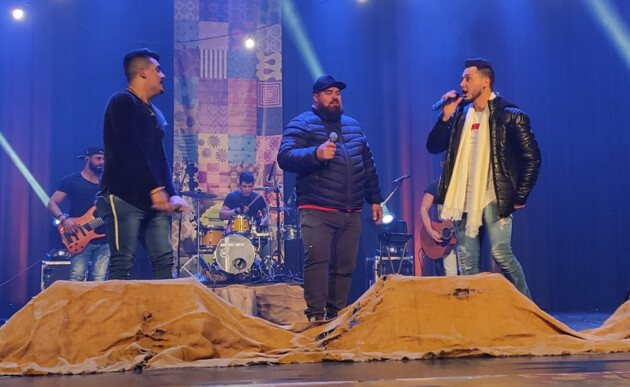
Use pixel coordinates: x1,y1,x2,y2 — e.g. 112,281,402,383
426,95,541,218
277,108,383,211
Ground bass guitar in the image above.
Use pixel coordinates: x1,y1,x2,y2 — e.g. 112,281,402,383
420,220,457,259
57,206,105,254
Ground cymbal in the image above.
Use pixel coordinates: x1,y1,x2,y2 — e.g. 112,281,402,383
180,190,217,199
253,187,273,191
268,206,290,211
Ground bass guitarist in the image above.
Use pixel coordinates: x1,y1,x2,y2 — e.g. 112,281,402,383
47,146,109,281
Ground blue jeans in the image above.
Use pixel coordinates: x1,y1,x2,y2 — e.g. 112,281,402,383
299,208,362,319
454,201,530,298
69,242,110,281
96,192,174,280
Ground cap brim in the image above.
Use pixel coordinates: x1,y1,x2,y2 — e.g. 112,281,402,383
314,81,347,94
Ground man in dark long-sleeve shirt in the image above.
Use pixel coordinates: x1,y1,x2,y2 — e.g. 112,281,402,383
96,48,188,280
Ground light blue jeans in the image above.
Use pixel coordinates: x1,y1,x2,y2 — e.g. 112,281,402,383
69,242,110,281
454,201,530,298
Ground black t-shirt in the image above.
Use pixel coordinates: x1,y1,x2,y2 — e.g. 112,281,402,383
424,178,439,197
222,191,267,220
57,173,107,243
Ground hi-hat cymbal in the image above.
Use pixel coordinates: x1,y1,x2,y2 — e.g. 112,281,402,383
180,190,217,199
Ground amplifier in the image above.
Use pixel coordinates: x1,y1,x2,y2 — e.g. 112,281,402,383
41,260,71,291
365,256,414,288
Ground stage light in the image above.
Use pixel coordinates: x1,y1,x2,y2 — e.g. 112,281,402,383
12,7,25,21
281,0,324,79
0,131,50,206
381,204,395,225
244,36,256,49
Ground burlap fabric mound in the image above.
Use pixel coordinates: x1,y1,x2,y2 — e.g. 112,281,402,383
2,274,629,375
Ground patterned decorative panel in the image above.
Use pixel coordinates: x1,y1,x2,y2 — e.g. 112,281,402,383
257,81,281,107
227,51,257,79
256,135,282,165
174,134,199,163
199,21,228,50
199,0,228,22
174,47,201,78
174,0,283,246
228,134,257,164
174,21,200,49
174,104,199,134
256,23,281,54
174,76,199,106
227,78,257,135
256,107,283,136
228,0,257,23
198,134,229,163
175,0,199,21
256,51,282,81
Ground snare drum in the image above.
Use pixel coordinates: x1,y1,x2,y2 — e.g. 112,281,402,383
201,226,225,248
230,214,251,235
214,234,256,274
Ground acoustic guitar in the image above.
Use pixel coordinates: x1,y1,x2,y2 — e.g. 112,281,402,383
420,220,457,259
57,206,105,254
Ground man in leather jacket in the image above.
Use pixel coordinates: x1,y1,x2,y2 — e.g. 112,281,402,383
426,58,541,298
278,75,383,321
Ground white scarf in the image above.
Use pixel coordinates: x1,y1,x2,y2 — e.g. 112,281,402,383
440,104,491,238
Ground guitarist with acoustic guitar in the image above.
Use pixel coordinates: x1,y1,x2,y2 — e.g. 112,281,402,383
419,178,458,276
47,146,109,281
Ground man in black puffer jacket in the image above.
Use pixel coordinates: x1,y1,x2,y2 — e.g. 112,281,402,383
278,75,384,321
426,59,541,298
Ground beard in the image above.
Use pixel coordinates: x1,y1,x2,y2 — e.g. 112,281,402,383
464,88,482,102
89,161,103,176
318,102,344,122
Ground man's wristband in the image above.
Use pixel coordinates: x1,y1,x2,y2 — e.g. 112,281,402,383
53,213,69,226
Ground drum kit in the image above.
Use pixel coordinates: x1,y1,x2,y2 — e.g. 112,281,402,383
180,188,301,283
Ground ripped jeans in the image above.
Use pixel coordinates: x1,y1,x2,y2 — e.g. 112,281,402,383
454,201,530,298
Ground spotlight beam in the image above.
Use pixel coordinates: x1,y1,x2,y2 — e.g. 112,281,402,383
282,0,324,79
0,131,50,206
584,0,630,71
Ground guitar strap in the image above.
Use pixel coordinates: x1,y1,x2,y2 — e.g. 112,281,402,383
109,194,120,250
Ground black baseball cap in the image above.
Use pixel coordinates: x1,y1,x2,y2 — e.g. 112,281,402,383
77,146,104,159
313,74,346,94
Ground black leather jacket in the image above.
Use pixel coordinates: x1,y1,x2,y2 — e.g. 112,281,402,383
426,95,541,218
278,108,383,210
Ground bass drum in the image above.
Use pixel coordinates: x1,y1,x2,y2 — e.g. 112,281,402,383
214,234,256,274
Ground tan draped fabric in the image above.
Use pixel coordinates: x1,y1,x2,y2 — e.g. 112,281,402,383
1,274,630,375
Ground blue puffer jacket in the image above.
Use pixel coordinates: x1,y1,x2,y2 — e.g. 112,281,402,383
277,108,383,211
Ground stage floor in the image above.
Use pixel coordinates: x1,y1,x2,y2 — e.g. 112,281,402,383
2,313,626,386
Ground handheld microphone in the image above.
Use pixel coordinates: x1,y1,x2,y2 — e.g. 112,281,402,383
392,174,410,183
431,93,461,111
329,132,338,143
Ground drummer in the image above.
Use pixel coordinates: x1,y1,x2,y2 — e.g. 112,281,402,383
219,172,268,231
